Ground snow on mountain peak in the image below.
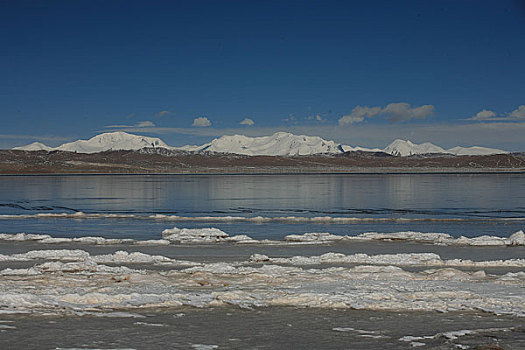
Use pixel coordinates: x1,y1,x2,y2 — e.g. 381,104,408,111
187,132,343,156
384,139,446,156
13,142,53,151
13,132,169,153
447,145,507,156
53,131,170,153
383,139,508,156
12,131,509,157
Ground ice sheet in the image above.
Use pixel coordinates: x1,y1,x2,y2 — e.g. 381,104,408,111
0,248,523,316
2,228,523,247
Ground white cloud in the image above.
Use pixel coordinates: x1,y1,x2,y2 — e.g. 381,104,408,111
193,116,211,127
240,118,255,126
136,121,155,127
106,121,155,128
338,115,364,125
509,105,525,119
382,102,434,122
338,103,434,125
283,114,298,123
156,110,170,117
470,109,497,120
338,106,382,125
468,105,525,121
306,114,326,122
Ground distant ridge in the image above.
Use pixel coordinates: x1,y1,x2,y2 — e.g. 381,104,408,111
384,139,507,156
178,132,358,156
447,145,509,156
13,131,508,156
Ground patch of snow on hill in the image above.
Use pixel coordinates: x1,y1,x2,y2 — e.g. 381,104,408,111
383,139,447,156
13,142,53,151
340,145,383,153
383,139,508,156
447,146,507,156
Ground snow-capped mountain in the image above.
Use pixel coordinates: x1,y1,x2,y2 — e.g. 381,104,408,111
339,145,383,153
56,132,169,153
14,132,169,154
447,146,508,156
13,131,508,156
384,139,447,156
383,139,507,156
180,132,344,156
13,142,53,151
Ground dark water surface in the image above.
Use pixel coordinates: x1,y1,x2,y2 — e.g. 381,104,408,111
1,174,524,239
1,307,524,350
2,174,525,217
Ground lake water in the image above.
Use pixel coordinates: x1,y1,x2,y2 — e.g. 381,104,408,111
1,173,524,239
0,174,524,349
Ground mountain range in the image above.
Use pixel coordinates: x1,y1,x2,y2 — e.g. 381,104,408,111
13,131,508,157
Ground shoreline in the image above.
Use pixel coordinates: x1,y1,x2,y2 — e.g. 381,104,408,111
1,167,525,175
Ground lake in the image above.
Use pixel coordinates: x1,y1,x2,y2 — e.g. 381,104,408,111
0,174,524,349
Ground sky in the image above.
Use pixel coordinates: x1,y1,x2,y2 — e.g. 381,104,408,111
1,0,525,150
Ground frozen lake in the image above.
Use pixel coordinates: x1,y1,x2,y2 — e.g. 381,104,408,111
0,174,523,349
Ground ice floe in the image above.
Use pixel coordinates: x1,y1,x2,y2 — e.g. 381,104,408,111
91,251,199,267
399,327,516,343
331,327,388,339
0,249,201,268
284,230,525,246
0,233,133,245
1,228,524,247
73,311,146,318
284,232,344,242
191,345,219,350
34,260,137,274
133,239,171,245
133,321,166,327
0,324,16,330
0,257,524,316
0,233,54,241
1,259,139,276
249,252,525,267
161,227,258,244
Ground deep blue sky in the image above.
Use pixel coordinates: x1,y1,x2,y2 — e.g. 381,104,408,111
2,0,525,149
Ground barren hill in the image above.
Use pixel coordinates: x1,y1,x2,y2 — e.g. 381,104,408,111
1,149,524,174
